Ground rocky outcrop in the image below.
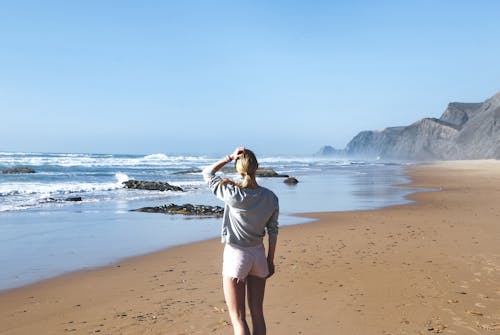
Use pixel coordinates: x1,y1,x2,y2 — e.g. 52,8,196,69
320,92,500,160
132,203,224,217
221,166,288,177
41,197,83,203
173,169,202,175
440,102,483,129
383,119,460,160
345,126,406,158
452,94,500,159
175,167,289,178
253,168,289,178
2,167,36,174
316,146,345,156
122,180,183,192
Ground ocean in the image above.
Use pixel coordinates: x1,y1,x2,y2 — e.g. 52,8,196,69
0,152,417,290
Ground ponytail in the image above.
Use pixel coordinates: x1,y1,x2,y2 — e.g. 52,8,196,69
220,149,258,189
240,172,253,188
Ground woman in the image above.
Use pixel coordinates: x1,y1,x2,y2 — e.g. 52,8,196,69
202,147,279,335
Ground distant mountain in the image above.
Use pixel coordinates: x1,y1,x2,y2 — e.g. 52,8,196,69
318,92,500,160
316,146,344,156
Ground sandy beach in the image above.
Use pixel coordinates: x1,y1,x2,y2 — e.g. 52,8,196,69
1,161,499,335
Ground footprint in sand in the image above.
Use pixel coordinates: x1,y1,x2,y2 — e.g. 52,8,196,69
477,322,500,331
466,310,484,317
426,318,447,333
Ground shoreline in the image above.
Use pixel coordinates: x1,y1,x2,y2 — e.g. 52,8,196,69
0,162,412,293
1,161,500,334
0,161,412,292
0,157,412,291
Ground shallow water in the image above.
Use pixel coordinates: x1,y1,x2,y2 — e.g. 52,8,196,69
0,152,418,290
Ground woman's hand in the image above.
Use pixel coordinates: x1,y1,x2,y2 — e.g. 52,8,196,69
230,147,245,161
212,147,246,172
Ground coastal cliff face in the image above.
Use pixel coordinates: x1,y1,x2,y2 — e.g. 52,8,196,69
320,92,500,160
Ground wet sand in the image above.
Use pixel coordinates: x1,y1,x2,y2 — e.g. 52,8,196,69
1,161,500,334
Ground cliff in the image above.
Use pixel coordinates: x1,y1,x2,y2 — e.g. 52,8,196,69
320,92,500,160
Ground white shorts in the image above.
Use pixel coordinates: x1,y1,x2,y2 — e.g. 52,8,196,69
222,243,269,281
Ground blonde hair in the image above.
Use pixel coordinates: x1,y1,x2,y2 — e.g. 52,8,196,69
222,149,258,188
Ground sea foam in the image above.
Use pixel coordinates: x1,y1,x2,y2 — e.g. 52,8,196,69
144,153,169,160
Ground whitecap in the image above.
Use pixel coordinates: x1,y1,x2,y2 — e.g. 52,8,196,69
114,172,130,185
144,153,169,160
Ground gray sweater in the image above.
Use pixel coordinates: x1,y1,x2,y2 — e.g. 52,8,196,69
203,166,279,247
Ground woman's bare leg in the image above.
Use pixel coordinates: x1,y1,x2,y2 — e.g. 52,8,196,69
223,277,251,335
247,275,266,335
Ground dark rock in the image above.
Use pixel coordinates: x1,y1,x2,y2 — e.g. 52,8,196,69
2,167,36,174
41,197,82,203
255,168,289,178
132,203,224,217
284,177,299,184
123,180,183,192
39,197,57,204
176,166,289,178
222,166,288,177
173,169,201,175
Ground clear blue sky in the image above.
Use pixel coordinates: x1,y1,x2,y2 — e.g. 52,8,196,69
1,0,499,156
